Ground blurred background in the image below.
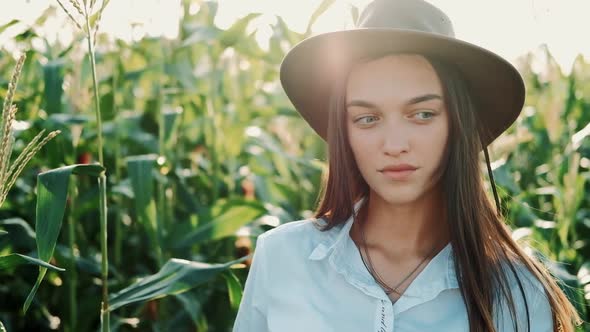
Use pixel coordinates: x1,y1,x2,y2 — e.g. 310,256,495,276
3,0,590,72
0,0,588,331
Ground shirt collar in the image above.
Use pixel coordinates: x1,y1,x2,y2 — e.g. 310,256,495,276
308,199,459,299
307,199,363,262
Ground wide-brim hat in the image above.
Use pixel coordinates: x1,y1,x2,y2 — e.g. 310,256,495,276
279,0,525,148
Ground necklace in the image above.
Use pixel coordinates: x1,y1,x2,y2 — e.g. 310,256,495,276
355,220,439,296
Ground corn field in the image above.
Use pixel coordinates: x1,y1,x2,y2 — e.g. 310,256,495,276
0,0,589,331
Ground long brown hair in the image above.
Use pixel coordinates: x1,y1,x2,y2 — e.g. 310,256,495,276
313,54,582,331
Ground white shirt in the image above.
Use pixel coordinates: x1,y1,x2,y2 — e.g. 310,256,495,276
232,211,553,331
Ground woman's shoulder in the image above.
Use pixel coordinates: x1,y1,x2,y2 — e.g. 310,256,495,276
502,258,547,296
257,218,325,248
495,257,553,329
253,218,336,264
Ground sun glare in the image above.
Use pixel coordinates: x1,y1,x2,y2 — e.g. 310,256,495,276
0,0,588,73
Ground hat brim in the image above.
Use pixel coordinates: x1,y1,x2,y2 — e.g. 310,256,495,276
279,28,525,147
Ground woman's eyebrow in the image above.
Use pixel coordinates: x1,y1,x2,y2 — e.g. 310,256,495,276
346,93,443,109
406,93,443,105
346,99,378,109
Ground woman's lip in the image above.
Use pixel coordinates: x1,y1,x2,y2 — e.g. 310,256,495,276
380,169,416,180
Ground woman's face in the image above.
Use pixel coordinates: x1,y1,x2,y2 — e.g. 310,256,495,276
346,54,449,205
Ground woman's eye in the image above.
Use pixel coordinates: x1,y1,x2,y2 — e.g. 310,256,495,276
413,111,435,120
355,115,379,125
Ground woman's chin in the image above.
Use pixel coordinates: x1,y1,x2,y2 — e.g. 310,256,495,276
371,188,423,206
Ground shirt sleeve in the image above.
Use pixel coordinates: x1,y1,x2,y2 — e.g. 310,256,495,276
232,233,269,332
495,266,555,331
528,284,554,332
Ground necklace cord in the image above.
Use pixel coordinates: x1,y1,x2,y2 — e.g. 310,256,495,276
355,217,439,296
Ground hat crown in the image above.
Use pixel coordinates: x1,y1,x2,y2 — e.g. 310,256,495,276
357,0,454,38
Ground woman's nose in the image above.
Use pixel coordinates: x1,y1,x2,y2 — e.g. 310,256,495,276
381,120,410,156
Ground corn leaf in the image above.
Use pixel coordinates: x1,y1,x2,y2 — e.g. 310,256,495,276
23,163,104,314
35,164,104,262
173,290,204,327
276,16,304,46
193,0,218,26
0,19,19,35
173,199,266,248
181,26,221,48
126,155,158,254
47,113,91,126
43,59,65,115
163,107,182,146
0,218,36,249
108,256,247,311
88,0,111,27
222,270,243,314
0,253,65,271
305,0,336,34
219,13,261,48
126,155,157,212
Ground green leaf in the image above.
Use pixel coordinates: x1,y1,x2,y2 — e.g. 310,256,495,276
163,107,182,145
0,218,37,251
181,26,221,48
189,0,218,26
35,164,104,262
174,290,205,327
222,270,243,314
58,35,85,58
23,164,104,314
54,244,109,277
89,10,101,28
88,0,111,28
173,200,266,248
34,6,56,26
43,59,65,114
0,19,19,35
305,0,336,34
0,230,6,235
108,256,247,311
0,253,64,271
126,155,159,254
219,13,261,48
491,163,520,194
126,155,157,217
276,16,304,46
47,113,91,126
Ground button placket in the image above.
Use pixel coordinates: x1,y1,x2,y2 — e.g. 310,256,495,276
374,298,394,332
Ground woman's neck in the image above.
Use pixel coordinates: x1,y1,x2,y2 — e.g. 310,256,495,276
350,189,450,263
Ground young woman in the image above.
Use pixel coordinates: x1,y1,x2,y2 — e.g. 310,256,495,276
233,0,582,331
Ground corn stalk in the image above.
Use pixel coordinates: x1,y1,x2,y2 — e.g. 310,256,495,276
55,1,111,330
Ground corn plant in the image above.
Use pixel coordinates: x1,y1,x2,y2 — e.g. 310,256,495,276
0,1,325,330
490,47,590,324
52,0,112,330
0,52,63,325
